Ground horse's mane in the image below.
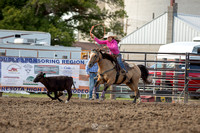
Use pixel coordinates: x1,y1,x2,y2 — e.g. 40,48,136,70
99,51,116,63
99,50,121,72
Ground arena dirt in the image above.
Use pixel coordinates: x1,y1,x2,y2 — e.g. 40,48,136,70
0,97,200,133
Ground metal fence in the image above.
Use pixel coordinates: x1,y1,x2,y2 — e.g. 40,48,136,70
105,51,200,103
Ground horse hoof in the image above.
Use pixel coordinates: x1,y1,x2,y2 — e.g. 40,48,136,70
132,100,136,104
99,97,104,102
65,100,69,104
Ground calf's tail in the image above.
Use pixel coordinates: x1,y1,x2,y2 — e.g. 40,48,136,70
72,81,76,89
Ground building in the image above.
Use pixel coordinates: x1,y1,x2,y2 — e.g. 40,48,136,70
0,30,51,46
119,1,200,65
124,0,200,34
0,29,82,59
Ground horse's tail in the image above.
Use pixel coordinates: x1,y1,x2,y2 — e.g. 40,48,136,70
137,65,151,84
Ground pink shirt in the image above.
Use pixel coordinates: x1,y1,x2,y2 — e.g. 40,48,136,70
94,37,120,55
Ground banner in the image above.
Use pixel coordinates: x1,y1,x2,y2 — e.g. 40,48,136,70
0,56,89,94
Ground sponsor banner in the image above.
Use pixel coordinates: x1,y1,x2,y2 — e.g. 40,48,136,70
0,56,89,94
0,56,88,64
0,86,89,94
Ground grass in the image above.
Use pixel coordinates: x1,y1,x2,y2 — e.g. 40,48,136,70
2,92,199,102
2,93,48,98
1,92,131,100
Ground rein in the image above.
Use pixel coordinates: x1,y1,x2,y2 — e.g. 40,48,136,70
90,49,127,84
99,66,115,78
91,50,114,78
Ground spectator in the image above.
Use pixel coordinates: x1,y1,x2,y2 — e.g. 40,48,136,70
86,62,99,100
82,54,88,59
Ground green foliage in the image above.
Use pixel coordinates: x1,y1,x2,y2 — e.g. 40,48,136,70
0,0,126,46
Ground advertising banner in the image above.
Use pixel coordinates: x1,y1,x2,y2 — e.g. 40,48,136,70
0,56,89,94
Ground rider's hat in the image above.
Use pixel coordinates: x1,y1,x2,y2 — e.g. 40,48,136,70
104,32,117,38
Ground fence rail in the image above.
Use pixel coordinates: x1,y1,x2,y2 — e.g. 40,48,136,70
106,51,200,103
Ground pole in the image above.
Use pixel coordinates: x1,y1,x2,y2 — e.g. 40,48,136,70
161,58,167,90
110,85,116,99
173,58,179,103
184,53,189,103
143,53,147,92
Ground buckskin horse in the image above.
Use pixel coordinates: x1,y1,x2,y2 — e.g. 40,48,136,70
88,49,151,103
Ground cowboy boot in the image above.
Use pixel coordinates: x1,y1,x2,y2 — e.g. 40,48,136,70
121,69,128,75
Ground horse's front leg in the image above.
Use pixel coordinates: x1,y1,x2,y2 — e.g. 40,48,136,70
100,81,113,100
94,79,103,89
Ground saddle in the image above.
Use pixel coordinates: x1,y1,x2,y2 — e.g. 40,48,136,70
100,51,130,84
111,55,131,84
111,54,131,73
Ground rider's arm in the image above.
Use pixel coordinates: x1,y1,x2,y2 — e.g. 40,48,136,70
94,37,107,44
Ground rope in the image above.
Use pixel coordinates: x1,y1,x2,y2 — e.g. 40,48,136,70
90,23,106,48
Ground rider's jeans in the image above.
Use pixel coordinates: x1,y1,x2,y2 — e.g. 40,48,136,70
89,72,99,99
117,54,128,72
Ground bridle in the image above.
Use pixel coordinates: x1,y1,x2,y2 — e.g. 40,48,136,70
89,50,101,67
89,50,115,78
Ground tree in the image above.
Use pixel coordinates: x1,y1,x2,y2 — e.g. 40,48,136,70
0,0,126,46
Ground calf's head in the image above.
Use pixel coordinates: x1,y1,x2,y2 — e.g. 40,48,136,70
34,72,46,82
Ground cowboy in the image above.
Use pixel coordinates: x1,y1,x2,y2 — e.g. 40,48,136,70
91,32,128,73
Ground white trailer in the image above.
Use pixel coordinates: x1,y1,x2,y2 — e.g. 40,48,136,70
0,29,51,46
158,42,200,59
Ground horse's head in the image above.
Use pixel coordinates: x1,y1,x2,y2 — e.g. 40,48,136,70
33,72,46,82
88,49,102,68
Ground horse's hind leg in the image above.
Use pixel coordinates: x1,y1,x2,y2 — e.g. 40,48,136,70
133,90,140,103
126,83,140,103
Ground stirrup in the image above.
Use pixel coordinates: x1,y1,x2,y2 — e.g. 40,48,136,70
121,69,126,73
121,69,128,74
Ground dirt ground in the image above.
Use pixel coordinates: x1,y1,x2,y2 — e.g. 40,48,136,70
0,97,200,133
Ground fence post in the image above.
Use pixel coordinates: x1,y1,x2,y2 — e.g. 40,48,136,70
143,53,147,92
173,58,179,102
161,58,167,90
184,53,189,103
110,85,116,99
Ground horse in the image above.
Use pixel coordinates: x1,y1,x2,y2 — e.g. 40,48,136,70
88,49,151,103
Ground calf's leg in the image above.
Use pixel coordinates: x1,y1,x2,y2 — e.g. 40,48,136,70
47,91,56,100
54,91,63,102
65,89,72,103
57,91,63,97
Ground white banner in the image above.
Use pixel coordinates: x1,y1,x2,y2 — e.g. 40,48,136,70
0,56,89,94
1,62,80,88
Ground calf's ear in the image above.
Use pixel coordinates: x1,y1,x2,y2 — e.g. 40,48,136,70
43,73,46,77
